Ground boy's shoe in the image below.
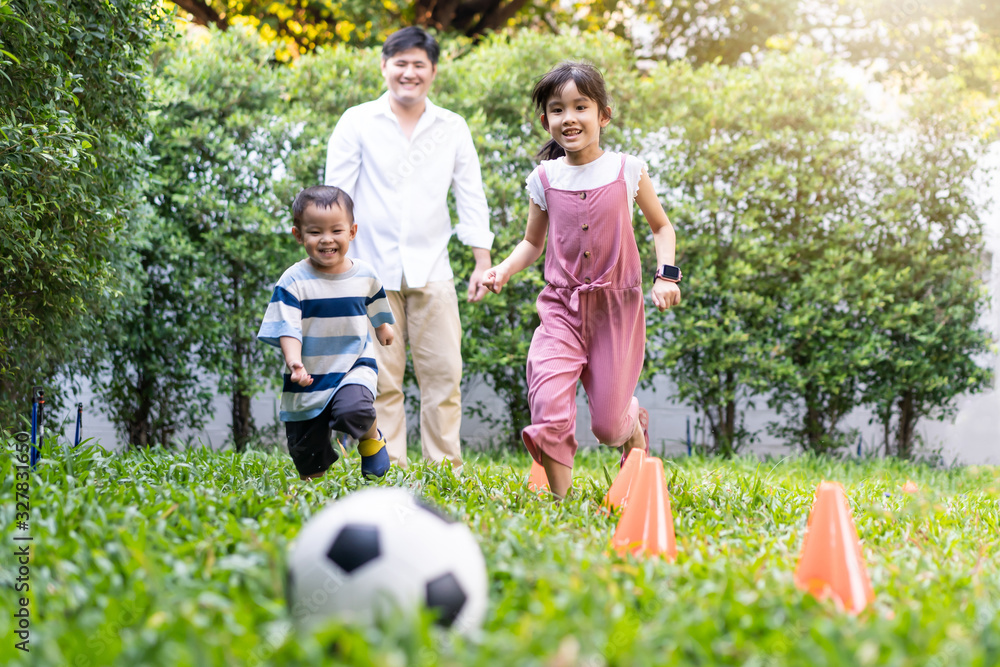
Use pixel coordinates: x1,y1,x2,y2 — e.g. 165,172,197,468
358,431,390,478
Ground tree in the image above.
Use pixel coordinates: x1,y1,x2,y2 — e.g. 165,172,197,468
860,76,996,458
97,206,216,448
0,0,169,428
167,0,535,57
107,27,302,450
641,49,996,455
796,0,1000,93
638,54,857,454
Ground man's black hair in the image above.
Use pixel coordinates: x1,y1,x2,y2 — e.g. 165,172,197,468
292,185,355,227
382,26,439,65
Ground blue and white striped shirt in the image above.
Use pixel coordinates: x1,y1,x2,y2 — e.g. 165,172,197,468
258,258,395,422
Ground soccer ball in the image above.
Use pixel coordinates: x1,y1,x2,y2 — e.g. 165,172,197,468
286,487,488,635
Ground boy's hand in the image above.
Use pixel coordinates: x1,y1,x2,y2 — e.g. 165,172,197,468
375,323,394,346
651,280,681,312
288,361,313,387
482,264,510,294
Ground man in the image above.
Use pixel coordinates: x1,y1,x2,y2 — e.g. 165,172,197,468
325,26,493,469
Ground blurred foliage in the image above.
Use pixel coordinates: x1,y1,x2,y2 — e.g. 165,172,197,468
859,77,997,458
167,0,1000,99
639,52,875,454
7,0,994,454
0,0,170,427
112,27,303,450
166,0,808,64
89,27,993,456
639,50,996,455
168,0,551,60
778,0,1000,94
1,441,999,665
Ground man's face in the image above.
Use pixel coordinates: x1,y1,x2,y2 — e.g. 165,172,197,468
380,47,437,109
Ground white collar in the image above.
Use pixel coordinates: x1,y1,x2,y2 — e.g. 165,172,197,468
375,92,440,122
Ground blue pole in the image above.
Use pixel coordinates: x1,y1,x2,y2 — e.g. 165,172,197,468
686,416,692,457
30,387,43,469
857,434,862,457
74,402,83,448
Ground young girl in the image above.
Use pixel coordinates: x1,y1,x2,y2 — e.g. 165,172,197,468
482,62,682,499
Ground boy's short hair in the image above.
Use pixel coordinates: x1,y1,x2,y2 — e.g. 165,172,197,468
382,26,439,65
292,185,355,228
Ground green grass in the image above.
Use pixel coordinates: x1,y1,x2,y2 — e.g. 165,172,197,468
1,438,999,666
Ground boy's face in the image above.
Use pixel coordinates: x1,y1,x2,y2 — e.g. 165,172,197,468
292,203,357,274
380,47,437,109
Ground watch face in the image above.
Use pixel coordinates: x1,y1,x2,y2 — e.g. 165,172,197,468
660,265,681,280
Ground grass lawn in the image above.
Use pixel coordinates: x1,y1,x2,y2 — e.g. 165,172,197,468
1,439,998,666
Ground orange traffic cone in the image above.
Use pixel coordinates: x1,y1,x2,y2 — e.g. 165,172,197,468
611,456,677,560
901,480,919,494
527,460,549,493
794,481,874,614
603,447,646,511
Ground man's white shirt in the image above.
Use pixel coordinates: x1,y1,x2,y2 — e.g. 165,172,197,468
325,93,494,291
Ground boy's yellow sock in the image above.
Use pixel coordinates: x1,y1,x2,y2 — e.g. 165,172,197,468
358,432,386,457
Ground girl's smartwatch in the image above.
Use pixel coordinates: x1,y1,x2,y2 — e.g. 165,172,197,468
654,264,682,283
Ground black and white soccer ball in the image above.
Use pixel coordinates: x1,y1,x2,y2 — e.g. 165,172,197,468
286,487,488,635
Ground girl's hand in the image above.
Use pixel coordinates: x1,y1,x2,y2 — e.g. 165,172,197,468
482,264,510,294
375,323,394,346
651,280,681,311
288,361,313,387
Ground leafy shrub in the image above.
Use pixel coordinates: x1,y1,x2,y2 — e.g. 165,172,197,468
0,0,169,424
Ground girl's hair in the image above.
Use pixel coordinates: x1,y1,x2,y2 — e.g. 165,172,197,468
531,61,612,161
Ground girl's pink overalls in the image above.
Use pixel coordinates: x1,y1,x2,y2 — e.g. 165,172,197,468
521,156,645,468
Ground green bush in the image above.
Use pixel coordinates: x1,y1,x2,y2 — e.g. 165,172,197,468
0,0,170,425
91,26,993,455
278,33,996,455
638,51,995,455
100,26,304,450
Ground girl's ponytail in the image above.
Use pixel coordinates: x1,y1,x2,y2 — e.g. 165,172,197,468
537,139,566,161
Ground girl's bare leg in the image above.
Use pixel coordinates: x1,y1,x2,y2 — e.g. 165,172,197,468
621,419,646,457
541,450,573,499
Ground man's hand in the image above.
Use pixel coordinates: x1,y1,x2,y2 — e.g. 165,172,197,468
467,248,492,302
288,361,313,387
375,323,394,346
651,280,681,312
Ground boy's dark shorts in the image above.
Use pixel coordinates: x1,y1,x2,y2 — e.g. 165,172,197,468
285,384,377,478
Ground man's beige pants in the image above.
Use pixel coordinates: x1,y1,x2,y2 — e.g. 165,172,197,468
371,279,463,469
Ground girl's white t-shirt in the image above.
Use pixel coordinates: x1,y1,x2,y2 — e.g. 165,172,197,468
525,151,646,217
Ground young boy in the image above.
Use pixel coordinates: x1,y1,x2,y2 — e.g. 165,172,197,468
258,185,395,479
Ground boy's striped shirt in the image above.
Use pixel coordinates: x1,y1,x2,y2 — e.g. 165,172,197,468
258,258,395,422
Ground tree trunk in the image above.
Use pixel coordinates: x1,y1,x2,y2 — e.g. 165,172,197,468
232,388,253,452
127,370,153,449
229,262,254,451
895,391,917,458
882,408,892,457
463,0,531,36
708,370,738,456
724,395,736,454
169,0,227,30
415,0,531,35
802,379,825,452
